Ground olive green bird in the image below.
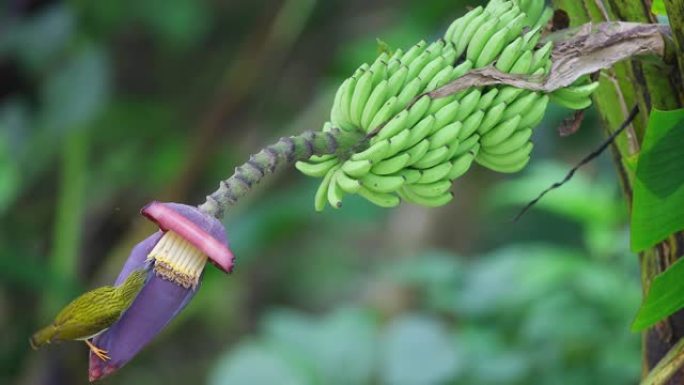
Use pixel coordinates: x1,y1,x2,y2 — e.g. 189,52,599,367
29,269,148,361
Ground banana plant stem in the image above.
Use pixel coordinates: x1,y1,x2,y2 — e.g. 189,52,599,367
198,128,365,219
642,338,684,385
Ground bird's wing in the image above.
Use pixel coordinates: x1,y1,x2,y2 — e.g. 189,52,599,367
53,286,124,341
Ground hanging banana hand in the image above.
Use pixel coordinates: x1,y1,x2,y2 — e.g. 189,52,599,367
296,0,598,210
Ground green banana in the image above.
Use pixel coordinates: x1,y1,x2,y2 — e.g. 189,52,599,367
495,37,524,72
531,41,553,72
467,18,499,64
400,41,427,66
550,94,593,110
321,121,334,132
386,128,411,157
350,70,374,126
504,13,527,41
375,110,409,141
444,18,463,43
477,102,506,135
509,50,532,74
315,166,338,212
369,53,388,86
296,158,339,177
361,79,389,129
417,161,453,184
425,66,454,93
550,82,599,107
518,95,549,127
434,99,461,129
406,95,432,131
413,146,450,169
456,12,489,57
496,4,521,30
478,88,500,110
387,65,409,97
407,179,452,197
405,139,431,165
351,139,391,163
524,0,546,28
481,115,522,148
407,51,432,81
447,6,484,46
361,173,405,193
368,96,399,131
309,154,335,162
448,151,477,180
395,78,423,114
342,159,373,178
358,187,400,208
331,77,352,130
387,58,402,79
407,114,436,147
400,187,454,207
388,46,403,59
459,110,485,140
503,92,539,119
372,153,411,175
492,86,525,105
426,40,446,60
476,27,510,67
353,63,369,77
327,171,346,208
484,128,532,155
451,60,474,81
429,121,462,149
454,89,482,121
335,170,362,194
484,0,508,17
441,44,458,65
477,141,533,173
418,56,446,90
533,7,554,30
428,94,457,116
452,135,480,158
522,25,542,50
399,169,422,184
333,76,357,130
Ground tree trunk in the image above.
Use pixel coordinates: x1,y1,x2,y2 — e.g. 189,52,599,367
550,0,684,382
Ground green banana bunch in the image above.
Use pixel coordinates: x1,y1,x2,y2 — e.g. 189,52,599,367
297,0,599,211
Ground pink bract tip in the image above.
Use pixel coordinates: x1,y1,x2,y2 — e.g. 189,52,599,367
141,201,234,273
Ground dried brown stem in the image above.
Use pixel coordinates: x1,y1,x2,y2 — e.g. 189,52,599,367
429,22,668,97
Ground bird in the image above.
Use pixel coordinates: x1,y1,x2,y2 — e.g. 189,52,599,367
29,269,148,361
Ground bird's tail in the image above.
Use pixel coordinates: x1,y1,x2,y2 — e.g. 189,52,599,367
29,324,57,349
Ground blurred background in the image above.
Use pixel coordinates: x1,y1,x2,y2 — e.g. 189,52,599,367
0,0,642,384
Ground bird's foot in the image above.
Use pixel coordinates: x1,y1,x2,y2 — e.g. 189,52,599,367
85,339,110,361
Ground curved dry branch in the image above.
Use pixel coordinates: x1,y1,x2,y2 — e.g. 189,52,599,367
429,22,669,98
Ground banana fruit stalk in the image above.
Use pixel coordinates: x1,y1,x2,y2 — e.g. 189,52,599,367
297,0,598,210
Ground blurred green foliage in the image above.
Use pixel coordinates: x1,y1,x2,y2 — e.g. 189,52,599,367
630,108,684,331
650,0,666,16
631,108,684,252
209,163,641,385
0,1,640,384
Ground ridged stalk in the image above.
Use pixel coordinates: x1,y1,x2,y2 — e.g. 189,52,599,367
198,128,365,218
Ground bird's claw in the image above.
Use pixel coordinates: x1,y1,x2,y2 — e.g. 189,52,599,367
93,348,111,362
85,340,110,362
